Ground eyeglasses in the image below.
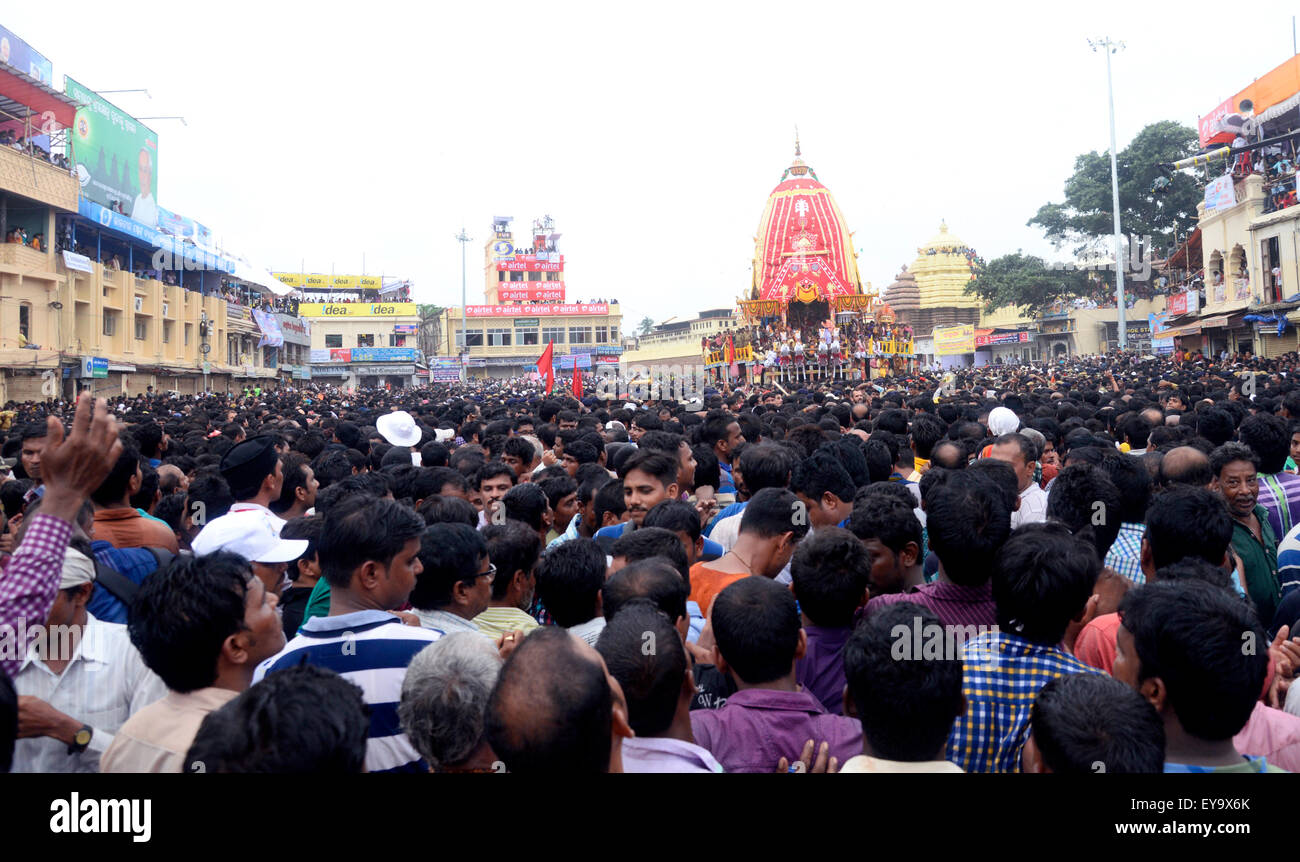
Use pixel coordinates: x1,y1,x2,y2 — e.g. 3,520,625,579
476,564,497,584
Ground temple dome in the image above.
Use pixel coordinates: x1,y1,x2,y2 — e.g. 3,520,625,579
749,142,863,304
883,265,920,312
912,221,980,309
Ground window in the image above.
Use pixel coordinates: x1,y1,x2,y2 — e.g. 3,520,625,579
517,327,539,346
228,338,239,365
487,327,512,346
184,323,191,345
264,347,278,369
389,334,407,347
568,326,592,344
542,326,565,344
357,333,375,347
610,326,620,342
545,271,561,282
596,326,609,343
464,329,484,347
498,271,506,282
325,333,342,348
510,271,525,282
163,321,172,343
135,318,147,341
18,303,30,340
103,313,116,337
528,271,541,282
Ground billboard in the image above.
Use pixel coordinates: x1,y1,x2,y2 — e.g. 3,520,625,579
273,273,383,290
497,258,564,272
498,284,565,302
0,25,53,85
297,302,416,318
466,303,608,317
349,347,419,362
65,77,160,224
1167,289,1200,317
252,309,284,348
934,324,976,356
156,207,213,246
975,331,1031,348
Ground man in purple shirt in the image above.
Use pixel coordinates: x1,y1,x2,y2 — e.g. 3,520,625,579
597,602,722,772
863,470,1009,629
691,577,861,773
791,527,868,714
0,395,124,681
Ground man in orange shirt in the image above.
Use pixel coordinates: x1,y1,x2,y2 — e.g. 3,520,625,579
91,435,180,553
688,487,808,616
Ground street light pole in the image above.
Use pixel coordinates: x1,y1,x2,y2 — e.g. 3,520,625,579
455,227,472,382
1090,37,1127,351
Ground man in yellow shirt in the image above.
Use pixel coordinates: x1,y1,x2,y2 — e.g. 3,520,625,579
473,521,542,638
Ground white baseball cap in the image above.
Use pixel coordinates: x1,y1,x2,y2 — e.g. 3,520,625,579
192,511,307,563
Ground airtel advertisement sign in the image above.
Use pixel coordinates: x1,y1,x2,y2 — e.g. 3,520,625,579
498,284,566,302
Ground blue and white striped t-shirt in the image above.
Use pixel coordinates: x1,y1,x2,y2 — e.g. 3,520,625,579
254,609,442,773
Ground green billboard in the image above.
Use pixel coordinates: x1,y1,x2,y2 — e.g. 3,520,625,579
65,76,159,226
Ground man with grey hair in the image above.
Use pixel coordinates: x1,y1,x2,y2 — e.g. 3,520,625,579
398,633,502,773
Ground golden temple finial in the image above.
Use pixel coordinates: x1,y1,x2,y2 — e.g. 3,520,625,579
794,126,801,158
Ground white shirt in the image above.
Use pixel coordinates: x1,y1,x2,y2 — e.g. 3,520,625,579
1012,482,1049,529
130,193,158,228
228,502,286,529
567,616,607,646
11,614,167,773
707,512,744,553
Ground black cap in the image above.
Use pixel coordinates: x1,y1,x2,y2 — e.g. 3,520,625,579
220,436,279,495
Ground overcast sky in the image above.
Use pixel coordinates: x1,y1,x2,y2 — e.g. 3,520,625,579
8,1,1299,330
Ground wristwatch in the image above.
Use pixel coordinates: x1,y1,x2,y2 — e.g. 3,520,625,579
67,724,93,755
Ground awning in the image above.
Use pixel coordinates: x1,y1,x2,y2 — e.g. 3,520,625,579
232,259,293,297
1199,312,1246,329
1164,228,1202,271
1162,323,1203,338
0,64,78,128
1261,91,1300,124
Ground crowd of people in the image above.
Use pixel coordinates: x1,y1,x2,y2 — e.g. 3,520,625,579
702,316,916,384
2,344,1300,774
4,227,44,252
0,129,71,170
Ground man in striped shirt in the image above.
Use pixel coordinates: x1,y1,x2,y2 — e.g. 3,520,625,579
255,495,437,773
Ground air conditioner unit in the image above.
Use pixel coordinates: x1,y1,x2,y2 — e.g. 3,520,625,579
134,296,144,312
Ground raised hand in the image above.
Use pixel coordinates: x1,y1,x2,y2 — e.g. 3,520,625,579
38,394,123,522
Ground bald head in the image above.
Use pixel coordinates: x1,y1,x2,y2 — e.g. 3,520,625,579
484,627,614,773
1159,446,1212,489
157,464,189,495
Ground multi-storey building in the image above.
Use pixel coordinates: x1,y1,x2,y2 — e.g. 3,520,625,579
0,64,302,400
273,274,423,388
439,216,622,379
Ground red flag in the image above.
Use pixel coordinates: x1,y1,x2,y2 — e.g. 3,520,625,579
538,341,555,394
573,365,583,398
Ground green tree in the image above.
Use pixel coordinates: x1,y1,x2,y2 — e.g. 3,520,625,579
965,252,1092,318
417,303,444,320
637,316,655,336
1030,120,1202,257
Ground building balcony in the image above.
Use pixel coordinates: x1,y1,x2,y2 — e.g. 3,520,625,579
0,145,78,211
0,241,54,276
